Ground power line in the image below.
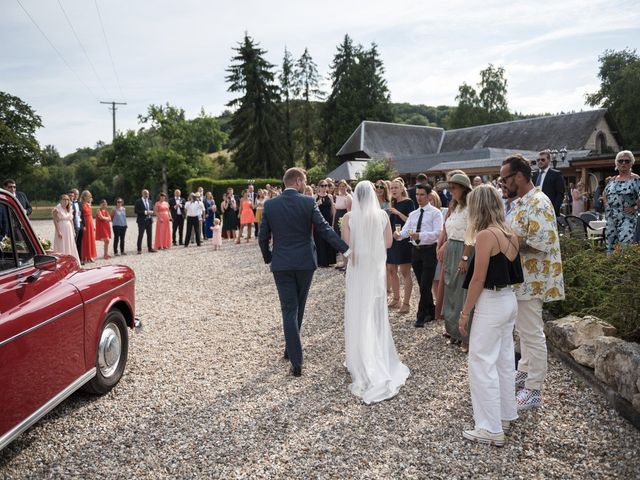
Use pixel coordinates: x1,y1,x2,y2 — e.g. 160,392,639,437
15,0,98,101
56,0,112,99
94,0,124,99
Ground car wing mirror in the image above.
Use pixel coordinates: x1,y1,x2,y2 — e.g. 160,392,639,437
34,254,57,271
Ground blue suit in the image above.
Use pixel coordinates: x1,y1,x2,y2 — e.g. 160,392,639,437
259,189,348,369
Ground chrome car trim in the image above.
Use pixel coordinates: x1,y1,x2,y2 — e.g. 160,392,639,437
0,368,96,451
83,278,135,305
0,304,83,348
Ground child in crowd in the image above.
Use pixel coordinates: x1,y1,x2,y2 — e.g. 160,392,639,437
95,199,112,260
211,218,223,250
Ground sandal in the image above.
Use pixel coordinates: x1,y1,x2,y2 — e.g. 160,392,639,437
398,303,410,314
388,298,400,308
460,344,469,353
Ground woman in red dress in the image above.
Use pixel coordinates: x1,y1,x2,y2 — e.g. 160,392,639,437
154,192,172,250
80,190,97,264
95,199,112,260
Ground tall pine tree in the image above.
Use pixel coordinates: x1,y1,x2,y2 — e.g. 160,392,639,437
294,47,322,169
322,35,393,165
279,47,295,168
226,33,284,177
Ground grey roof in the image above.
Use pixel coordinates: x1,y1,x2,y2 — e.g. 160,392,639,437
440,109,614,152
336,121,444,160
325,160,369,181
425,149,591,174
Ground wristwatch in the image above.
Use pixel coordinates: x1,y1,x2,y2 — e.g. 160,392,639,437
462,255,469,261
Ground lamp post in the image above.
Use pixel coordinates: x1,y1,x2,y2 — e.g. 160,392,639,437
549,147,568,169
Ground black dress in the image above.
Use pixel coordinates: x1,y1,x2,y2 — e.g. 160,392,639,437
314,195,336,267
386,198,414,264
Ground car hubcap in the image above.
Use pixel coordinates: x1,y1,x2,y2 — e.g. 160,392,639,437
98,322,121,378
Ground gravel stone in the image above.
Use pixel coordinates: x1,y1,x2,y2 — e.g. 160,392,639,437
0,219,639,479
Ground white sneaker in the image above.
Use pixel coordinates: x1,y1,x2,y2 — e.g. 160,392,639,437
516,387,542,410
462,428,506,447
502,420,512,434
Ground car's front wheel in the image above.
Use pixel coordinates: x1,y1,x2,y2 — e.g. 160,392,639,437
82,309,129,395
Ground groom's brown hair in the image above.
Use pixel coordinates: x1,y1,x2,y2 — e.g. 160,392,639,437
283,167,306,187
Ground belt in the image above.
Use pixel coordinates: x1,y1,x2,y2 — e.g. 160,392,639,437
412,243,436,250
485,285,511,291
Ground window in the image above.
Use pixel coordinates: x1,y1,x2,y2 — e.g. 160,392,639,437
0,204,36,272
595,132,607,154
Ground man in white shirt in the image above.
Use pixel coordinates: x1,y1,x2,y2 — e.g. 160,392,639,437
184,193,204,247
394,184,444,327
532,150,565,216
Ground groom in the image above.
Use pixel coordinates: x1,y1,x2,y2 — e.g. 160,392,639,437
259,168,350,377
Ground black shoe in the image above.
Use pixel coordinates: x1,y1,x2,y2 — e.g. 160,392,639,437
172,242,177,246
414,321,425,328
149,249,158,253
283,350,289,360
137,250,142,255
290,366,302,377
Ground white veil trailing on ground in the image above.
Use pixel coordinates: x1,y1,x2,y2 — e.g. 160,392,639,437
344,181,409,404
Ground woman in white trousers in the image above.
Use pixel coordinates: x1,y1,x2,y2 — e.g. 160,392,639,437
458,185,524,447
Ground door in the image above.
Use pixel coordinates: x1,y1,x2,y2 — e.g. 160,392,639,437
0,202,84,440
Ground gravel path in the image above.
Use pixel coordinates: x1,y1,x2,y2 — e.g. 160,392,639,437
1,219,639,479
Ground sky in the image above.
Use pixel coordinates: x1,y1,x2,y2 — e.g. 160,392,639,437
1,0,639,156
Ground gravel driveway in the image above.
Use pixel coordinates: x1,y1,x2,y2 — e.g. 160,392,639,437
1,219,639,479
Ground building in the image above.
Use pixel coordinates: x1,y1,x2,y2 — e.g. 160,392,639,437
328,109,624,191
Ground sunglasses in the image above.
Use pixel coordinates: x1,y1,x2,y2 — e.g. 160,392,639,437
375,185,384,189
618,159,632,165
319,184,328,187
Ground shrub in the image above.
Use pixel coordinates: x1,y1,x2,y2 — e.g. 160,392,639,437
360,159,398,183
547,237,640,342
185,177,282,199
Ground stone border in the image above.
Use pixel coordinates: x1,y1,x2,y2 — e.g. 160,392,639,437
548,342,640,430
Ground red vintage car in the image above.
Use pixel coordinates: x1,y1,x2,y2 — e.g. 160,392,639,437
0,188,137,450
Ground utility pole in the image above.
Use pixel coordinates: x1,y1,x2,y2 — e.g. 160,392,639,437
100,101,127,141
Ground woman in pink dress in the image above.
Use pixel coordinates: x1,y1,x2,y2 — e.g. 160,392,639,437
52,193,80,264
154,192,172,250
571,181,586,215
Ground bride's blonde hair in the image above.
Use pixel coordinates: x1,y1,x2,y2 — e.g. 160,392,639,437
465,184,513,244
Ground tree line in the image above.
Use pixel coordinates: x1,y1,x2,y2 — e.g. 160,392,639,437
1,40,638,202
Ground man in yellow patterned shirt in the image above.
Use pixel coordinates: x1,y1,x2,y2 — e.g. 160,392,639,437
500,155,565,410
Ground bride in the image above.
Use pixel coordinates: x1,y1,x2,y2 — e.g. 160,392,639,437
341,180,410,404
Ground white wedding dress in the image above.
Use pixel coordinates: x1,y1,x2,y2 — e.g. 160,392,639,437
344,181,410,404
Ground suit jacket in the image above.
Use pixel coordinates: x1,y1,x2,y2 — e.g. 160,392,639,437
134,197,153,225
533,168,564,216
258,189,348,271
15,191,32,216
168,196,185,220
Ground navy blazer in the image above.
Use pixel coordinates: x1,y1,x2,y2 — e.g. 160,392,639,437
258,189,348,271
534,168,565,216
134,197,154,225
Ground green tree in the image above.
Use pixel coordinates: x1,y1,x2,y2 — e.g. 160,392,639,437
40,144,62,166
279,47,295,167
0,91,43,180
226,33,285,177
294,47,323,169
323,36,393,167
361,159,397,183
448,64,511,128
586,48,640,149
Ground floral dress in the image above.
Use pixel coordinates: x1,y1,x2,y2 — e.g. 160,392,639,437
604,176,640,251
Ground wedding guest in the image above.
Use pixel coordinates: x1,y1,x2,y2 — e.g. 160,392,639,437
134,189,156,254
69,189,81,241
154,192,172,250
500,154,565,410
184,193,203,247
210,218,223,250
440,173,474,352
51,193,80,264
604,150,640,252
428,190,442,209
79,190,97,264
3,179,32,216
393,184,443,327
386,178,414,314
237,190,256,243
315,180,337,267
594,179,606,214
473,176,483,188
533,150,565,216
304,185,314,196
221,189,239,241
95,199,112,260
408,173,429,207
255,190,266,237
111,197,127,256
375,180,391,209
169,189,185,245
571,181,586,215
204,192,217,240
334,179,353,270
459,184,523,447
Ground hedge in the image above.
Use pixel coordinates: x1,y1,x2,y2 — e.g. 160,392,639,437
186,177,282,199
547,237,640,342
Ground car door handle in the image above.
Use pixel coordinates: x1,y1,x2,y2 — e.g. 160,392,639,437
18,270,42,285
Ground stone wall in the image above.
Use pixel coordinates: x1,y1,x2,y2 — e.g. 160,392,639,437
544,315,640,419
